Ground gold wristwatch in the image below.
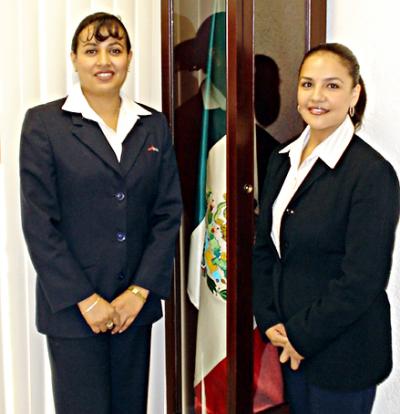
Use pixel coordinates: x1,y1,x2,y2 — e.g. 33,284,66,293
127,285,147,303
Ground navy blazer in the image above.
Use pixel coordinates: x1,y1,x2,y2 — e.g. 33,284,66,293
253,135,399,390
20,98,182,338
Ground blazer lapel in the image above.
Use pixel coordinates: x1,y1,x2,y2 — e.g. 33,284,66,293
71,114,122,175
291,160,329,205
120,119,149,177
259,153,290,258
263,153,291,209
261,154,328,258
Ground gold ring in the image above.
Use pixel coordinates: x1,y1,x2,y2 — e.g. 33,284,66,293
106,321,114,329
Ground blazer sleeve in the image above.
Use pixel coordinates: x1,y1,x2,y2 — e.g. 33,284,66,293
252,151,282,339
20,108,95,312
132,115,182,299
285,158,400,358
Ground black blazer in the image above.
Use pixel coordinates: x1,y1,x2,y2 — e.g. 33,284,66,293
253,135,399,390
20,98,182,338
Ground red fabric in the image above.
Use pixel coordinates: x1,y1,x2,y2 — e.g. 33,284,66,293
253,329,284,411
194,329,284,413
194,356,228,414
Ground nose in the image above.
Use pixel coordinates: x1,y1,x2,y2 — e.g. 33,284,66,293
96,50,110,66
311,85,325,102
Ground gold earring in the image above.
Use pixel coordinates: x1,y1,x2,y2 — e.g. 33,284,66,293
349,107,355,117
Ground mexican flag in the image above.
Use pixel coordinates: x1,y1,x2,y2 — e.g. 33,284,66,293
187,10,284,414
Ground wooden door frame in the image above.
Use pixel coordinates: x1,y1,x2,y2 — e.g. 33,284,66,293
306,0,327,49
161,2,182,413
161,1,326,412
226,0,255,411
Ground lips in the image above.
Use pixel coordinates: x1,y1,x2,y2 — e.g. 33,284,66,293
95,71,114,80
308,106,329,115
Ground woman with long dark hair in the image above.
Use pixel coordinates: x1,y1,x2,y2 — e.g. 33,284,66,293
253,43,399,413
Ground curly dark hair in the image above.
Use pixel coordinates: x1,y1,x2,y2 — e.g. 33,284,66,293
71,12,131,53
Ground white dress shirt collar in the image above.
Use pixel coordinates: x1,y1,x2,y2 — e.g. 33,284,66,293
62,83,151,121
279,115,355,169
61,83,151,161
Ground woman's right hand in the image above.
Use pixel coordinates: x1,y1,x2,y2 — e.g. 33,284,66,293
78,294,120,334
266,323,288,347
266,323,304,370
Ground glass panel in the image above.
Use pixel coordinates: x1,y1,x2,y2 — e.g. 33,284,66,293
253,1,308,413
255,0,305,146
173,1,227,412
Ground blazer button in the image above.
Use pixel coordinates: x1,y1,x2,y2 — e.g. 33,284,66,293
116,232,126,242
118,272,125,280
285,208,294,215
115,192,125,201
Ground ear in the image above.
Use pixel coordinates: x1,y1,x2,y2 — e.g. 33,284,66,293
128,50,133,66
70,52,77,71
351,83,361,107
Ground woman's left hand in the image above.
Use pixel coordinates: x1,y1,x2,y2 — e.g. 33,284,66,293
110,289,147,334
279,340,304,370
266,323,304,370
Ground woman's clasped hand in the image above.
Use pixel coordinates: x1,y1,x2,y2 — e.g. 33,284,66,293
78,287,148,334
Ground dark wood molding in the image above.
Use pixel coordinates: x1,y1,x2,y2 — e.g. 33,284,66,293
226,0,255,412
161,0,174,125
305,0,327,50
161,2,182,414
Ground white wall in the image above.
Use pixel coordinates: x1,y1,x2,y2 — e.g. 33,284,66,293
327,2,400,413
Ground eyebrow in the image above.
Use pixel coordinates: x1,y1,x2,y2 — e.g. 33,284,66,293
108,41,125,47
300,76,344,83
80,40,125,47
81,42,98,47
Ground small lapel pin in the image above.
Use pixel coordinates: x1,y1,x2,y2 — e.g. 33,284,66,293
147,145,159,152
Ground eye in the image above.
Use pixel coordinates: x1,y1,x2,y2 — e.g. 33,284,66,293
300,81,312,88
110,48,122,55
84,49,97,56
327,83,339,89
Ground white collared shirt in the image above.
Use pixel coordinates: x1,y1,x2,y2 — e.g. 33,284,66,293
271,116,355,257
62,83,151,161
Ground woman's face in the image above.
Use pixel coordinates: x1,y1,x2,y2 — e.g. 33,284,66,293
297,51,360,141
71,24,132,98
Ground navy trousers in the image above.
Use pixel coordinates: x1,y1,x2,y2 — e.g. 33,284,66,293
47,325,152,414
283,364,376,414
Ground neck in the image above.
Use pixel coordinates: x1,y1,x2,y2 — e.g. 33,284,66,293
300,130,329,165
83,90,121,131
309,130,329,147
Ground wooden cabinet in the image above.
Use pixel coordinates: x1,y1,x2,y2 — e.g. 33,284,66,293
162,2,326,413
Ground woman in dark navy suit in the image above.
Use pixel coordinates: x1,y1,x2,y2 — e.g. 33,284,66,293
20,12,182,414
253,43,399,413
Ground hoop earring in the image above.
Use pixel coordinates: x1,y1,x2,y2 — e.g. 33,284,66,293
349,106,355,117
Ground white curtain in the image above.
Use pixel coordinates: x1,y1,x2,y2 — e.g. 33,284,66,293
0,1,164,413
